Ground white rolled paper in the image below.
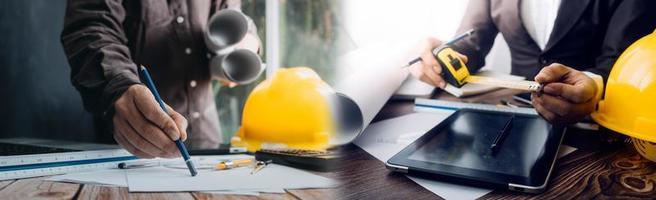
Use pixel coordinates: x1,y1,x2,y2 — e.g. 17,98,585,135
204,9,249,54
332,43,419,145
209,49,264,84
205,9,263,85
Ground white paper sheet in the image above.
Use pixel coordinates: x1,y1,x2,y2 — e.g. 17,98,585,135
46,168,128,187
354,112,452,161
47,169,287,196
392,75,436,100
333,43,419,145
126,164,336,192
46,155,333,195
354,112,578,199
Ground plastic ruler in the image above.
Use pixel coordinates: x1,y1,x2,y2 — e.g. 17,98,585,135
0,149,137,180
414,98,538,115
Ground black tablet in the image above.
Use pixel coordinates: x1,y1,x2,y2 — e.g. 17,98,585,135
386,109,565,193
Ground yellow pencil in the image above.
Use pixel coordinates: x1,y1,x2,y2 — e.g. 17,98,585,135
215,158,254,170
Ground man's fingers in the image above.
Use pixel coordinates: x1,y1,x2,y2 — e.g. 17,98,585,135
424,66,444,88
167,106,189,142
133,88,181,141
121,100,177,152
113,117,161,158
409,62,440,87
534,63,571,84
116,116,172,158
534,94,572,117
114,130,153,159
419,51,445,88
543,83,593,103
532,94,558,123
417,74,435,87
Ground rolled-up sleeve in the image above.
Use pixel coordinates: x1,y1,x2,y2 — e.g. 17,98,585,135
61,0,140,118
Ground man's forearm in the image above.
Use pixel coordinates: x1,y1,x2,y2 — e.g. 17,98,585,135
61,0,140,117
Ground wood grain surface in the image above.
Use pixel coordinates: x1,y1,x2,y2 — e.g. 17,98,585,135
337,89,656,199
0,179,331,200
482,147,656,199
4,89,656,199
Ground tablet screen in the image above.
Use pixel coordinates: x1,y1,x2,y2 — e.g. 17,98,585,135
406,111,551,178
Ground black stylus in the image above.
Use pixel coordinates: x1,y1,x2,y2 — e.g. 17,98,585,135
490,114,514,155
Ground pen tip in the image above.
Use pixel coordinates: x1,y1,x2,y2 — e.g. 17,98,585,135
140,65,145,70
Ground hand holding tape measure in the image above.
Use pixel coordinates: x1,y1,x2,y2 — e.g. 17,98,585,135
408,29,544,93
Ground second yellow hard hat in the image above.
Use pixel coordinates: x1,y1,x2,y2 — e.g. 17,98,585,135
591,29,656,161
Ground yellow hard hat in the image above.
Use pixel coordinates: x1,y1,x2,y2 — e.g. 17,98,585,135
591,29,656,161
232,67,335,152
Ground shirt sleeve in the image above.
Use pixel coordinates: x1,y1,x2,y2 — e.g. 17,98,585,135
583,71,604,103
450,0,499,74
61,0,141,118
593,0,656,82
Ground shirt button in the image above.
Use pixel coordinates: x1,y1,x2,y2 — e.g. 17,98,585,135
185,48,192,55
176,16,185,24
189,80,197,88
191,112,200,119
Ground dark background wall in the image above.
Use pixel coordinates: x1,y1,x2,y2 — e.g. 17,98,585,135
0,0,99,142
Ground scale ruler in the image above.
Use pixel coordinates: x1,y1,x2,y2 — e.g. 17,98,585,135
465,75,543,92
0,149,137,180
414,98,538,115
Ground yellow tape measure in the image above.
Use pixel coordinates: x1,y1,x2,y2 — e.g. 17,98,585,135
435,47,543,92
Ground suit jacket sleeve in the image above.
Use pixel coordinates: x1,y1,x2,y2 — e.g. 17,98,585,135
451,0,499,73
61,0,140,118
592,0,656,81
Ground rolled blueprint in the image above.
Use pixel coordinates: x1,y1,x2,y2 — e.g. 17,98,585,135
332,43,418,145
209,49,263,84
204,9,249,53
204,9,263,84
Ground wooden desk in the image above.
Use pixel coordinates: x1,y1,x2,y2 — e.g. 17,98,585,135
0,176,336,200
335,89,656,199
0,176,337,200
3,89,655,199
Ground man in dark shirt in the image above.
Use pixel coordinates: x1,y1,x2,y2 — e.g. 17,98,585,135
61,0,260,158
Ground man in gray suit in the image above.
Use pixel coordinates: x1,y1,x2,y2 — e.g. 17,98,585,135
412,0,656,124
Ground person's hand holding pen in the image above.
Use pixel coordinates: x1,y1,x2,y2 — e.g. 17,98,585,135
409,38,469,89
112,84,188,159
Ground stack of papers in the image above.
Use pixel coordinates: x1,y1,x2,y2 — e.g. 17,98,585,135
46,155,335,196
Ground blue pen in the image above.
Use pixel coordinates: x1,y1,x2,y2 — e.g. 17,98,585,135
139,65,198,176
